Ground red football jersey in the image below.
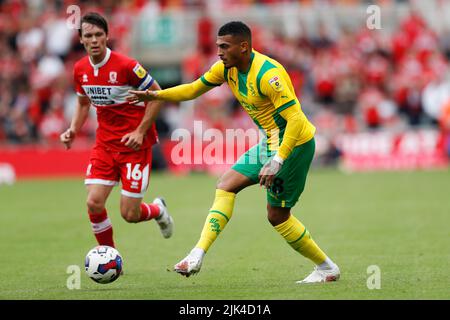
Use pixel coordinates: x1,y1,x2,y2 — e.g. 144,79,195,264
73,48,158,152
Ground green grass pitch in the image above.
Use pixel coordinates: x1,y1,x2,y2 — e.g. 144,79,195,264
0,169,449,299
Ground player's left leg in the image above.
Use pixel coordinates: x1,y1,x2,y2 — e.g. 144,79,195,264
119,195,173,238
174,144,263,277
173,168,255,277
266,138,340,283
174,143,262,277
118,148,173,238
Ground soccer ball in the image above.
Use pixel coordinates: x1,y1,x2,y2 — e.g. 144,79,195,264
85,245,123,284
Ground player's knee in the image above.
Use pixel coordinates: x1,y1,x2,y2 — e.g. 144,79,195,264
216,178,229,191
86,198,105,214
121,212,139,223
267,205,290,226
267,212,279,226
216,177,239,193
216,169,253,193
120,208,140,223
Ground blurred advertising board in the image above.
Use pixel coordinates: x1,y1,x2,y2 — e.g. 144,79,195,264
336,129,448,171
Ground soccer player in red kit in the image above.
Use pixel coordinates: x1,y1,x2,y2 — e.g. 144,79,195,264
60,12,173,249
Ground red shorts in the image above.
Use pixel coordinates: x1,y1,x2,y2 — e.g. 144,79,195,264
85,145,153,198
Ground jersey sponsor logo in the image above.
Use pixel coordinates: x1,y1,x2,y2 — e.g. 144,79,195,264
133,64,147,79
108,71,118,84
85,86,113,95
82,74,88,82
249,82,257,96
240,99,258,111
82,85,140,107
83,86,116,106
268,76,283,92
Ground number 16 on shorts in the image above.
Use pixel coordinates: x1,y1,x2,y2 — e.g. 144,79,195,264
121,162,150,198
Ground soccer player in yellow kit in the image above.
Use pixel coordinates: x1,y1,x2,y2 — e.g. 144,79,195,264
127,21,340,283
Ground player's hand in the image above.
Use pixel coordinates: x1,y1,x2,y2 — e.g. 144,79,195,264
121,130,144,151
60,128,75,150
126,90,158,104
258,158,282,189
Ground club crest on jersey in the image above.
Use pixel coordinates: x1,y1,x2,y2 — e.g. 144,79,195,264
268,76,283,92
82,74,88,82
133,64,146,79
108,71,118,84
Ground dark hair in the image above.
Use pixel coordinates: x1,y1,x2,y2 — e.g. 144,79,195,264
78,12,108,37
218,21,251,44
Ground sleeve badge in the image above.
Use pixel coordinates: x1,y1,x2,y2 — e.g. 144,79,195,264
133,64,147,79
268,76,283,92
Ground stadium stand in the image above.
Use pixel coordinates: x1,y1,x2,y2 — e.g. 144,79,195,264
0,0,449,176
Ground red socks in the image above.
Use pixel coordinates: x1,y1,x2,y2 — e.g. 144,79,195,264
88,204,160,247
88,209,115,248
139,203,161,221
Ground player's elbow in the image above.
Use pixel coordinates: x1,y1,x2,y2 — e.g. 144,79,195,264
284,113,303,136
285,112,301,123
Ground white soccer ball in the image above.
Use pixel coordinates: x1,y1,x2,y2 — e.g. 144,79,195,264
85,245,123,284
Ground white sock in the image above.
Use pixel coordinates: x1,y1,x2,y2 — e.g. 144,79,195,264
317,257,336,270
190,247,206,259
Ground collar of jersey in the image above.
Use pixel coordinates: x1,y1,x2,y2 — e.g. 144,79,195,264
89,47,111,69
238,51,255,76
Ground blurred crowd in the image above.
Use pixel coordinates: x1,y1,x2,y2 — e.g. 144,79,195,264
183,7,450,136
0,0,146,145
0,0,450,158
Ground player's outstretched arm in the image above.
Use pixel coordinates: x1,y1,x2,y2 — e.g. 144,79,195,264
126,78,213,104
126,88,158,103
60,95,91,150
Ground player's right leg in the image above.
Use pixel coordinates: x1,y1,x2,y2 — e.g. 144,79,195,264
265,138,340,283
268,204,340,284
86,184,115,247
85,145,120,248
174,147,259,277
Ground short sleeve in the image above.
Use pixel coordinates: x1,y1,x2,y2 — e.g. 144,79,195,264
260,69,297,112
200,61,226,87
129,61,154,91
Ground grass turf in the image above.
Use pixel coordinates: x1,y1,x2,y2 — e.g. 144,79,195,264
0,169,449,299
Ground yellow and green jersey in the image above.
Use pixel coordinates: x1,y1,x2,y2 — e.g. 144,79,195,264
156,50,315,160
200,50,315,153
